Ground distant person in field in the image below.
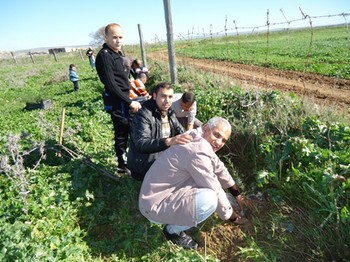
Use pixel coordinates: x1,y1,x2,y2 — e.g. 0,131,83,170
138,117,253,250
171,92,202,130
68,64,79,91
129,72,151,102
86,47,96,71
95,23,142,175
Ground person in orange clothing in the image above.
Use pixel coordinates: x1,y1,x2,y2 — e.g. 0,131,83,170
129,72,151,102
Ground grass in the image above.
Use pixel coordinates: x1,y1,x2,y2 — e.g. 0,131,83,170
0,26,349,260
0,54,220,261
174,25,350,79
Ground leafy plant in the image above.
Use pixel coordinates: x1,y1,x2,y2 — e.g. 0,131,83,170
0,35,349,261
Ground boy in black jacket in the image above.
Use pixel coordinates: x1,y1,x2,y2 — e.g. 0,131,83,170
95,23,141,174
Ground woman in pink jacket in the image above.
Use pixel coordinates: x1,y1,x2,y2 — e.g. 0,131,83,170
139,117,252,250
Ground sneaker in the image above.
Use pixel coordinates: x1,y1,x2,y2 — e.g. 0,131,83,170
163,225,198,250
116,154,130,175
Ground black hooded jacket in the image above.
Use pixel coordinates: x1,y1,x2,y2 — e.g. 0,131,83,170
127,99,184,181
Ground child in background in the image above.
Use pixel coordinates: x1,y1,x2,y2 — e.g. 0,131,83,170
171,92,202,130
69,64,80,91
130,59,149,80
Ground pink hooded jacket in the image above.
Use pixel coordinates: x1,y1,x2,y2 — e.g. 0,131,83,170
138,132,235,226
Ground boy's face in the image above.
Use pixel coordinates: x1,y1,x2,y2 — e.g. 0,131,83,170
141,77,147,84
132,60,142,70
153,88,174,113
105,25,124,52
180,100,193,111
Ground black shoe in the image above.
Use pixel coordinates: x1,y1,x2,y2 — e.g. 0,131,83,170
117,161,131,175
163,225,198,250
116,153,130,175
117,166,131,175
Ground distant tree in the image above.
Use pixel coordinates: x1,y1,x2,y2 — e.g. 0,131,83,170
89,26,105,47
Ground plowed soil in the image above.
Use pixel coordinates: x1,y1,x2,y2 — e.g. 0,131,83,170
148,51,350,115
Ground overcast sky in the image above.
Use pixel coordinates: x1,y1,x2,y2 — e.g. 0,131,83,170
0,0,348,51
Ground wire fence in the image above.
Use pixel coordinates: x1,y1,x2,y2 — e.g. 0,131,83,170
165,10,350,78
144,10,350,107
174,10,350,41
0,48,87,66
1,10,350,104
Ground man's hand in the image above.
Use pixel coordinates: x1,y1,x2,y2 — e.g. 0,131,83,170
130,101,141,113
165,134,193,146
235,194,253,211
229,209,248,225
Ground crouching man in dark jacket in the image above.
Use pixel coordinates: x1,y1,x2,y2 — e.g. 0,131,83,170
127,82,193,181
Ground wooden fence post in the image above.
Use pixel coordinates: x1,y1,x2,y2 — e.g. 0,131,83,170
79,49,85,61
29,52,35,64
52,50,58,62
163,0,177,84
138,24,147,68
58,107,66,157
10,52,17,64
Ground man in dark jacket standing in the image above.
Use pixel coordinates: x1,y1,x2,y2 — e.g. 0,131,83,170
96,23,142,174
127,82,193,181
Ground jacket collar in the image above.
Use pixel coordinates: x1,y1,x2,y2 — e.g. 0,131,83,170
102,43,123,56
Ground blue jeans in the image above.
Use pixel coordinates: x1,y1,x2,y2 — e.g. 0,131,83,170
166,188,218,235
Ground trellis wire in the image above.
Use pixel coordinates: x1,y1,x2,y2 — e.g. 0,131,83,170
172,11,349,92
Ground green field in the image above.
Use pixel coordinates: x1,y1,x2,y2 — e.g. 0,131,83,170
0,26,349,261
174,25,350,79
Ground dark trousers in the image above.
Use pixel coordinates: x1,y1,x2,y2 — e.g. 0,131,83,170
110,110,129,165
73,81,79,91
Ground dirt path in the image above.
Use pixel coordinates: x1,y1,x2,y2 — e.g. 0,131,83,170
148,51,350,113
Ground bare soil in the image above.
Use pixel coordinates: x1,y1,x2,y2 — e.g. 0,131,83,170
148,52,350,115
193,197,263,261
